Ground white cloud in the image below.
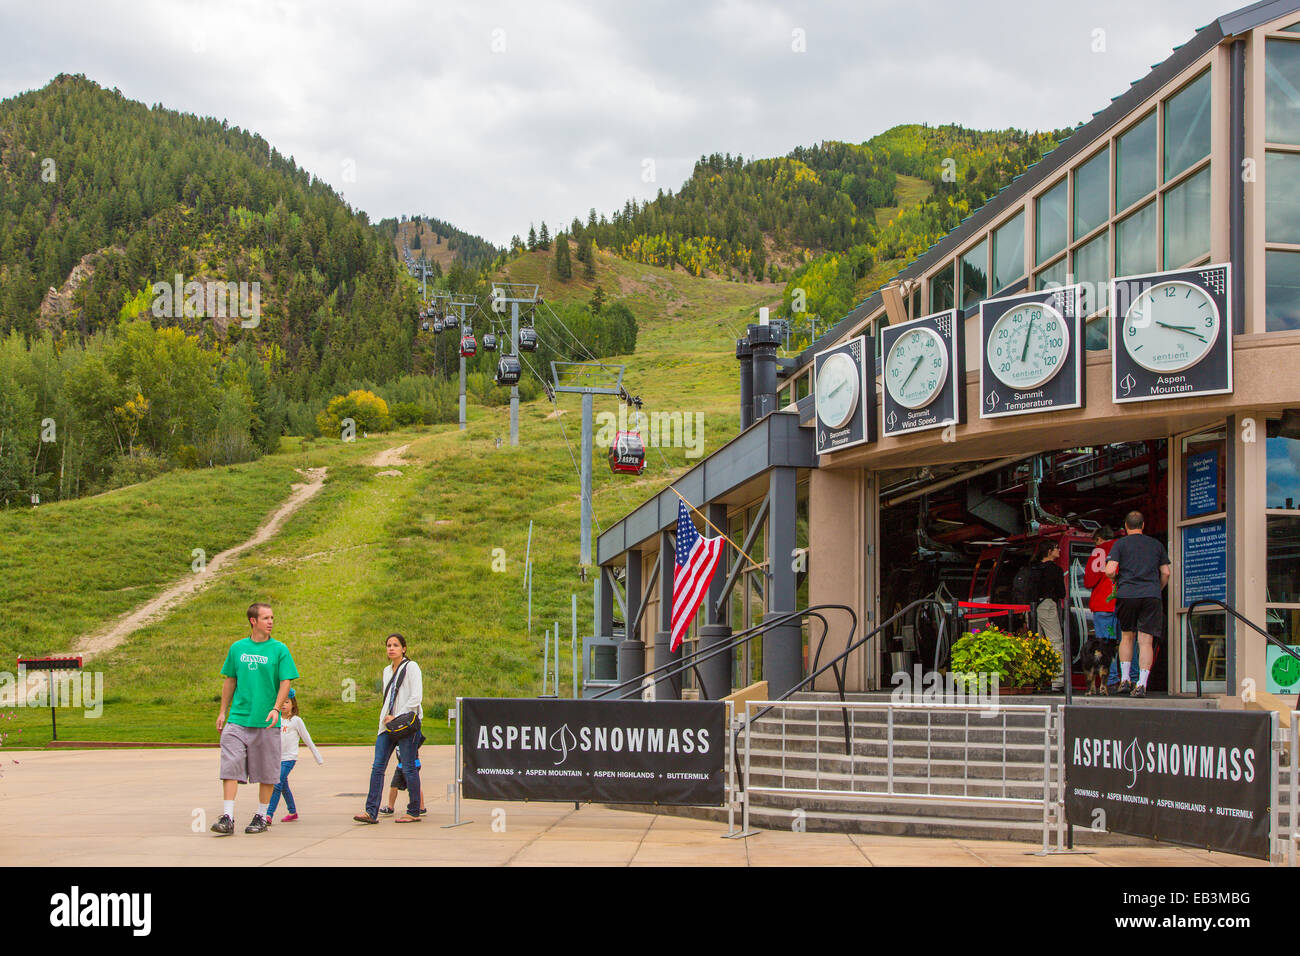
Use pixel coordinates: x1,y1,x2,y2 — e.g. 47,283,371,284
0,0,1235,245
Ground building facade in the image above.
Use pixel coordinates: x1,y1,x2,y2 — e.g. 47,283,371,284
595,0,1300,704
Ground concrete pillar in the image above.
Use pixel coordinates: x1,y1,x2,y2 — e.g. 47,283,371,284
765,467,802,697
617,549,645,691
698,502,733,699
653,530,681,699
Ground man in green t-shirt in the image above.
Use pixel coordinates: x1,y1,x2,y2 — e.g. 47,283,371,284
211,602,299,835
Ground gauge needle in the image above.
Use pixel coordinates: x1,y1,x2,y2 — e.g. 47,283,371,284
902,355,923,388
827,380,846,397
1020,315,1036,362
1156,320,1207,343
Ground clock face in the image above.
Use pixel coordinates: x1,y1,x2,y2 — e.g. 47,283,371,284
1122,281,1220,373
987,302,1070,390
1272,652,1300,690
816,352,860,429
885,327,948,410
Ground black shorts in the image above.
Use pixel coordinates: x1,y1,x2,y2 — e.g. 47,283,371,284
1116,596,1163,638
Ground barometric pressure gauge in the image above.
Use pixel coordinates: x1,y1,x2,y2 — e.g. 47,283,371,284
816,352,860,429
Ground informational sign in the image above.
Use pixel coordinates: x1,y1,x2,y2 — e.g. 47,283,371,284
1266,643,1300,695
459,698,727,806
1111,264,1233,404
1182,520,1227,606
1063,706,1272,859
814,336,875,455
1185,449,1220,518
880,310,965,438
978,285,1084,420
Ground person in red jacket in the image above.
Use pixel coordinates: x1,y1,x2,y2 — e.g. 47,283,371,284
1084,527,1120,690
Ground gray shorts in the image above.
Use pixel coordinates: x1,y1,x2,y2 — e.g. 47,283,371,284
219,723,280,785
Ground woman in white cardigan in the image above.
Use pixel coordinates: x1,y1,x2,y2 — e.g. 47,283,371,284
355,633,424,824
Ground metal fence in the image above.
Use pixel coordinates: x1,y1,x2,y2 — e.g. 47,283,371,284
738,699,1060,851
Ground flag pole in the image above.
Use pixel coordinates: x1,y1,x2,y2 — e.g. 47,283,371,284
666,485,762,571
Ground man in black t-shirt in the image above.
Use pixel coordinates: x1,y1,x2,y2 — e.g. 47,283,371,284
1105,511,1171,698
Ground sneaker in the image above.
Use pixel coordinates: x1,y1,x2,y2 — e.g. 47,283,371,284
1117,680,1132,695
378,807,394,815
1130,684,1147,698
210,814,235,835
245,814,269,833
281,813,299,822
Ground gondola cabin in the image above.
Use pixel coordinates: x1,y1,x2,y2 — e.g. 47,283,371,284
608,431,646,475
495,354,522,386
519,327,538,352
460,333,477,358
433,319,444,333
483,333,498,352
444,314,459,330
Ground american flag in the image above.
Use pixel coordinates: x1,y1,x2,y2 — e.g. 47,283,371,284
671,499,725,653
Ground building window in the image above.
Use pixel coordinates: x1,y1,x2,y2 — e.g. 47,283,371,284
1266,39,1300,145
930,264,955,312
1035,257,1068,292
993,212,1025,292
1117,112,1157,212
1163,165,1211,267
1036,179,1068,264
1267,151,1300,244
1164,71,1212,180
1074,147,1109,241
1268,516,1300,603
1116,201,1157,276
1074,229,1110,322
1267,250,1300,331
961,239,988,310
1268,432,1300,510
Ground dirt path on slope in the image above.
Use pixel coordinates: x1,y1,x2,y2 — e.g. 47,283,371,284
368,443,409,468
67,467,328,662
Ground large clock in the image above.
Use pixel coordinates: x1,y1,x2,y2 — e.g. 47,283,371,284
885,326,948,409
1121,280,1220,373
987,302,1070,390
1110,264,1232,404
816,351,860,429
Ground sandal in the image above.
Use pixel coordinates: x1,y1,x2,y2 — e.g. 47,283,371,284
395,814,423,823
353,813,379,824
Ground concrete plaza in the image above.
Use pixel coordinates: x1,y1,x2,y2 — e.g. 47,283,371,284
0,745,1266,867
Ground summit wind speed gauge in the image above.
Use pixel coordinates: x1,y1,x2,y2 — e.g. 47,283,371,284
880,309,965,438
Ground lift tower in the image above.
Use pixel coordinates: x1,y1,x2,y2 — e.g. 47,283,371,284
490,284,540,446
451,294,476,431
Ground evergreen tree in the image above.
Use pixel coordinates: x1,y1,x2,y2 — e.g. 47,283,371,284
538,222,550,250
554,232,572,280
589,283,606,314
527,225,537,251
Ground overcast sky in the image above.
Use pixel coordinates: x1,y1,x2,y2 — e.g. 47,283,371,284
0,0,1240,246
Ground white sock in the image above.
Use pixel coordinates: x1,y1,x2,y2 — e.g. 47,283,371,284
1138,669,1149,688
257,803,269,818
223,800,235,818
1120,662,1131,682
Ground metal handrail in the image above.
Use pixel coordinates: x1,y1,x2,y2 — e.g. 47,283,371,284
589,604,853,701
1187,598,1300,699
733,599,950,787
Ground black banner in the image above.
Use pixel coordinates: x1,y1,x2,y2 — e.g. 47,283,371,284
460,698,727,806
1063,706,1272,859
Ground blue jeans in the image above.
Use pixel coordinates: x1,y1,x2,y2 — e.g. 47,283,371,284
365,725,421,817
1093,611,1120,685
268,759,296,815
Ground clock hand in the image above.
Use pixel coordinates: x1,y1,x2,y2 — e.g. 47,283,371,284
1020,315,1036,362
901,355,924,389
1155,321,1207,343
826,380,847,397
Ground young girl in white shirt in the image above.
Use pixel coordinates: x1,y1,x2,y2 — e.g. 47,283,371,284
268,689,324,824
